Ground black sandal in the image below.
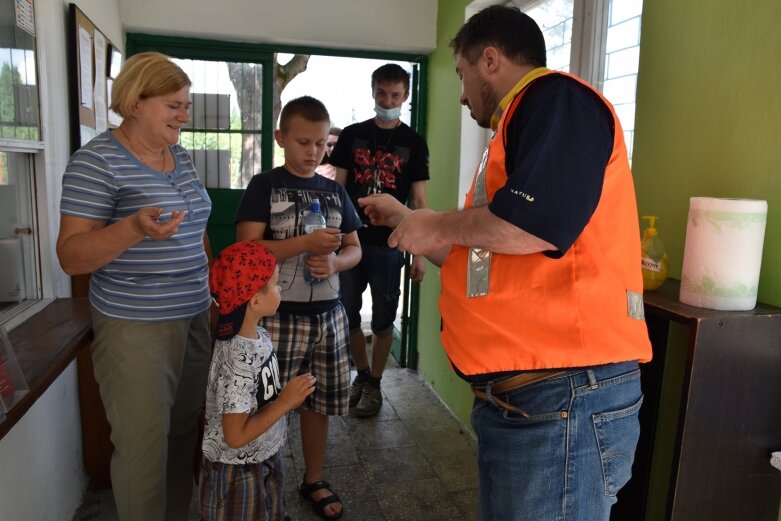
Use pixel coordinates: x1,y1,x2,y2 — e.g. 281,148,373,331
299,480,344,520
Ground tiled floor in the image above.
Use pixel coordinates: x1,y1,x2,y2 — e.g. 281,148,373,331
71,360,479,521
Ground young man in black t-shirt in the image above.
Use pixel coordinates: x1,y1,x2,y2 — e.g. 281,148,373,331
330,63,430,418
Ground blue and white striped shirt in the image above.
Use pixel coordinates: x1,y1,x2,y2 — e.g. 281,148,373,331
60,131,212,321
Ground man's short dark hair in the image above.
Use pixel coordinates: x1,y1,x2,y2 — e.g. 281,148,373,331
329,126,342,136
279,96,330,132
450,5,546,68
371,63,410,92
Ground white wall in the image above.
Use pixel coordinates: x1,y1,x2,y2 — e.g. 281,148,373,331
120,0,438,53
1,1,436,518
0,0,123,519
456,0,500,207
0,364,86,520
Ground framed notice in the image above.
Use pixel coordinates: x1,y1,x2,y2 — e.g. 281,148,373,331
66,3,118,152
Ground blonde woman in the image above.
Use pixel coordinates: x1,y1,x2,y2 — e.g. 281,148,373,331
57,52,211,521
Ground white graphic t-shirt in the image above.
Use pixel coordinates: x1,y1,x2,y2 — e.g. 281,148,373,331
202,328,285,465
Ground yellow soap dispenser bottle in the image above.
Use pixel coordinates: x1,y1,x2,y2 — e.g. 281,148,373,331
640,215,668,291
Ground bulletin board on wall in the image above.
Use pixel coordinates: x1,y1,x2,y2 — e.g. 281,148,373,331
66,3,122,155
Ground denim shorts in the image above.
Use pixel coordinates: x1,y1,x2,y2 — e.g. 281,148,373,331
339,243,404,336
471,360,643,521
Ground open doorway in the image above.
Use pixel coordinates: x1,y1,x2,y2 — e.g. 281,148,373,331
278,55,413,137
277,54,422,367
126,34,427,368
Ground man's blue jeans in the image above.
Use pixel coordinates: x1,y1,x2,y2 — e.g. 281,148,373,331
471,361,643,521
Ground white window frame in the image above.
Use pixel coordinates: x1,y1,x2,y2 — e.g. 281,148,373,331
568,0,610,88
0,140,56,330
458,0,634,206
0,57,65,330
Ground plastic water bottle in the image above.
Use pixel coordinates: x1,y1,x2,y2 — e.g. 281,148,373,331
303,199,327,284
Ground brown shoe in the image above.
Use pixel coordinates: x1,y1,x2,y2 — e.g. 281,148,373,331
354,384,382,418
348,376,365,408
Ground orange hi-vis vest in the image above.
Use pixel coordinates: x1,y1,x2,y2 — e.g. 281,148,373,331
439,70,652,376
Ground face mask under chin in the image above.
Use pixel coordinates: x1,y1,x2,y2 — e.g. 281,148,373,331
374,103,402,121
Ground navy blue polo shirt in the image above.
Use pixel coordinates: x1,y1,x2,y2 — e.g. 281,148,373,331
488,74,615,258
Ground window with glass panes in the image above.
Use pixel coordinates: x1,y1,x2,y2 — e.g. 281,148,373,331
0,0,43,326
510,0,643,160
172,58,265,190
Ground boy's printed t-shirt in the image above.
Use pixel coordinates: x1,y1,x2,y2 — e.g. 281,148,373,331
202,328,285,465
235,167,362,315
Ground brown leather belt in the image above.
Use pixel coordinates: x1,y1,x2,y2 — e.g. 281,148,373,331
471,370,566,417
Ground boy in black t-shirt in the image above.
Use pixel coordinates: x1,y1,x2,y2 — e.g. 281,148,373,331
330,64,430,418
236,96,362,520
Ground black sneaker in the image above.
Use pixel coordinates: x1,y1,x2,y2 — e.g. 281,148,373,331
354,384,382,418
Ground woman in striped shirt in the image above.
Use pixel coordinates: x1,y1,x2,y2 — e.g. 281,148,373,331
57,52,212,521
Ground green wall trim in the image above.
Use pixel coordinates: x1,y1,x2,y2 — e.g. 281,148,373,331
414,0,476,429
126,32,432,367
205,188,243,257
126,33,276,171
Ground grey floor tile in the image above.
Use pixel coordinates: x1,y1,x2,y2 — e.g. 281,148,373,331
429,452,479,493
347,417,416,451
374,478,465,521
450,487,479,520
71,364,478,521
71,489,118,521
288,415,362,472
357,445,437,485
381,370,444,408
401,405,476,458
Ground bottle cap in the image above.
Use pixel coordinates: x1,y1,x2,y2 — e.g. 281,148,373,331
641,215,659,237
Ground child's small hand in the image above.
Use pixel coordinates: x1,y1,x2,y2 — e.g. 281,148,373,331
307,228,342,255
279,373,316,409
305,252,337,280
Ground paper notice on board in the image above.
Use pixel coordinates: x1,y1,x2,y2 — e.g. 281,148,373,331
93,32,108,133
15,0,35,36
80,125,97,146
78,27,93,109
107,79,123,127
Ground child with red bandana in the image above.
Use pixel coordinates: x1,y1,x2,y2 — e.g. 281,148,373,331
199,241,315,521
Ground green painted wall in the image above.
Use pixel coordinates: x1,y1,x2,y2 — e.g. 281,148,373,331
633,0,781,306
632,2,781,519
415,0,475,428
426,12,781,520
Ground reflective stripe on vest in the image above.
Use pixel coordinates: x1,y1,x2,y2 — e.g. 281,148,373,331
467,67,550,299
467,146,491,297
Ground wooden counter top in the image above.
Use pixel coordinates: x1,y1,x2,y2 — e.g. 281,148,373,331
0,298,92,440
